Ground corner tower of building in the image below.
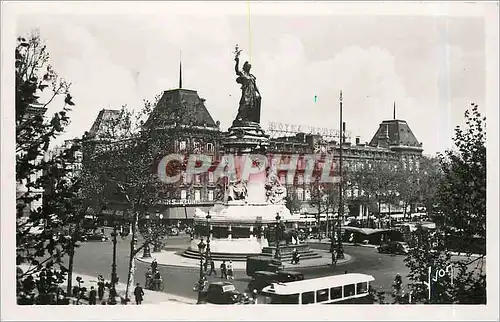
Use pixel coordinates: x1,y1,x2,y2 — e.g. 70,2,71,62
368,119,423,155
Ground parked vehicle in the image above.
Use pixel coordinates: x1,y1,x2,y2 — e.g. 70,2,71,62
260,273,375,304
168,227,179,236
200,281,243,304
377,241,409,255
246,256,283,277
83,232,109,242
248,270,304,292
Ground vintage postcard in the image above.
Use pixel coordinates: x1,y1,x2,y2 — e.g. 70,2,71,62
1,1,498,321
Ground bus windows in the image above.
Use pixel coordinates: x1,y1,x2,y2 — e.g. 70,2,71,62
356,282,368,294
316,289,329,303
330,286,342,300
269,294,299,304
301,291,315,304
344,284,355,297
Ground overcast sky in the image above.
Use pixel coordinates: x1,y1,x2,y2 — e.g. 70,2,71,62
14,2,489,155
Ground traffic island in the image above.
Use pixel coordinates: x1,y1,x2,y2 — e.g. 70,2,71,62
136,249,352,270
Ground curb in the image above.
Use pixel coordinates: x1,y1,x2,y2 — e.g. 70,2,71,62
135,253,353,271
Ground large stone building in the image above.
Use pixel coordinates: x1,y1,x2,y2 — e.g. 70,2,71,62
86,84,423,225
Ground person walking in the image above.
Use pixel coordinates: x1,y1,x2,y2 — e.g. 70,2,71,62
208,259,217,276
134,283,144,305
331,250,337,266
88,286,97,305
252,289,258,304
220,261,227,280
97,275,105,301
151,258,158,273
227,260,234,280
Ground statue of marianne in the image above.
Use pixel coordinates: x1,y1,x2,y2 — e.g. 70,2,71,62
234,45,262,124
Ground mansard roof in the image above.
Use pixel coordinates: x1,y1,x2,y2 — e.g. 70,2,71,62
144,89,218,130
368,119,423,152
88,109,121,138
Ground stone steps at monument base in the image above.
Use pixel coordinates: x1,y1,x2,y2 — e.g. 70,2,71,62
181,249,255,261
181,248,322,262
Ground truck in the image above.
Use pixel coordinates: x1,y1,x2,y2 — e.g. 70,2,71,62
246,256,284,277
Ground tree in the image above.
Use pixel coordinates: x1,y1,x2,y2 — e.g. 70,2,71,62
393,165,419,220
417,156,442,218
353,161,396,226
84,95,221,302
16,30,79,304
309,181,339,237
404,104,486,304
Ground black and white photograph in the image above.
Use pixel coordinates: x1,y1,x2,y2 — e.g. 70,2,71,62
1,1,498,321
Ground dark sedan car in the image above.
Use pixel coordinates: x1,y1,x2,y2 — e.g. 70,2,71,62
378,241,409,255
83,232,109,242
201,281,243,305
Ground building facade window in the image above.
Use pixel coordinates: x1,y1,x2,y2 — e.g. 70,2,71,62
194,190,201,201
180,190,187,200
208,171,214,183
208,190,214,201
206,143,214,152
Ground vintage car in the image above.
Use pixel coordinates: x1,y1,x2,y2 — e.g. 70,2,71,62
377,241,409,255
247,270,304,292
82,232,109,242
200,281,244,305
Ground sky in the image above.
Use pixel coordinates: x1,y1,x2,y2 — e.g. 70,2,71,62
14,2,489,156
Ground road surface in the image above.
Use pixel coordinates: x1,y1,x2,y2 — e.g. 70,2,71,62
67,234,410,300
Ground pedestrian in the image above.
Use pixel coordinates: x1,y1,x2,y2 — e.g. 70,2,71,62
151,258,158,273
88,286,97,305
331,250,337,266
208,259,217,276
97,275,105,301
227,260,234,280
134,283,144,305
252,289,258,304
220,260,227,279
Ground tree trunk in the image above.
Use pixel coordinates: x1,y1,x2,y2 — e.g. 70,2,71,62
66,242,75,295
125,212,139,302
377,199,381,229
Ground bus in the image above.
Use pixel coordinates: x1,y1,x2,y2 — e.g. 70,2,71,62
260,273,375,304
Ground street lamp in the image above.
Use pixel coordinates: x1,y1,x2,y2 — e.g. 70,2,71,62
337,90,345,260
153,213,164,253
142,214,151,259
274,213,281,260
205,214,212,259
108,227,118,305
196,238,206,304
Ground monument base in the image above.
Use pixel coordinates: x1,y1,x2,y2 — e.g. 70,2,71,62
260,243,322,262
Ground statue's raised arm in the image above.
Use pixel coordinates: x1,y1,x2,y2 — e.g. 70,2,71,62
234,44,242,75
